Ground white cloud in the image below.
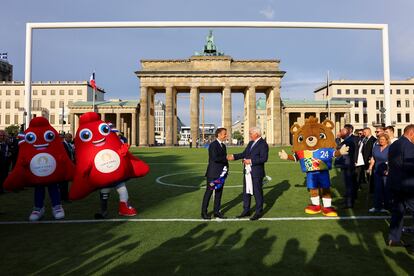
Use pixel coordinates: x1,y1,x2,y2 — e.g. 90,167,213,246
259,5,275,20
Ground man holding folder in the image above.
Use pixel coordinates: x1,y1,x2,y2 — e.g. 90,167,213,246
228,127,269,220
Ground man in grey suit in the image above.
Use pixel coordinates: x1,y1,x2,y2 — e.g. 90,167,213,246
228,127,269,220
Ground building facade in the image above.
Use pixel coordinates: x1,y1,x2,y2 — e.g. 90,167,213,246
136,55,285,146
154,100,166,144
232,120,244,135
281,100,351,145
0,81,104,132
69,100,139,145
314,78,414,136
178,123,216,145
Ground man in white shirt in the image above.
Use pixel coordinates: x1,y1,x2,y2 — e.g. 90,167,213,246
385,126,398,144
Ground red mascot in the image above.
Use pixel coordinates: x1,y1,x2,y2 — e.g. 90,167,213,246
4,117,74,221
69,112,150,218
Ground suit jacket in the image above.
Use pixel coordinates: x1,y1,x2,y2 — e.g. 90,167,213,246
0,142,10,173
205,140,229,179
234,138,269,178
336,135,357,170
63,141,75,162
388,136,414,193
362,136,376,169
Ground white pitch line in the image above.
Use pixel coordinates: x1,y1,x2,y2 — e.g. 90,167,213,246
147,162,291,165
0,215,409,225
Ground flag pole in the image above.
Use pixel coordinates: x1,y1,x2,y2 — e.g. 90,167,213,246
91,71,96,112
327,70,331,121
92,86,96,112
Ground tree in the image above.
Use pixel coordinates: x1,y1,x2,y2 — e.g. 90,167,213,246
5,124,20,136
232,131,244,143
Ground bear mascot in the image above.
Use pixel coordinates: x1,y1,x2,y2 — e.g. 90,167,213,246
278,116,349,216
68,112,150,218
4,117,75,221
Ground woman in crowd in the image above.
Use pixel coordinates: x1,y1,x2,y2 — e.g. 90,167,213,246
368,133,391,213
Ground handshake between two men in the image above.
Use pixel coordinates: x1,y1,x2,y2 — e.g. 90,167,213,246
226,154,252,165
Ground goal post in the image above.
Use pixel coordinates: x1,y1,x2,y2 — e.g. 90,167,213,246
23,21,391,128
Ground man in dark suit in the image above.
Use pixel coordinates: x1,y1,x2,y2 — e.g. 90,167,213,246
335,124,358,208
0,130,11,194
361,127,377,192
228,127,269,220
201,127,229,220
388,124,414,252
355,127,377,191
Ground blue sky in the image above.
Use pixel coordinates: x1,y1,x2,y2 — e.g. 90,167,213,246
1,0,414,126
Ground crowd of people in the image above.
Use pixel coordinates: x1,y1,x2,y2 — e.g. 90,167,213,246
334,124,399,212
334,123,414,250
0,130,19,194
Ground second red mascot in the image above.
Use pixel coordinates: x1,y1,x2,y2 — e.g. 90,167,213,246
69,112,149,217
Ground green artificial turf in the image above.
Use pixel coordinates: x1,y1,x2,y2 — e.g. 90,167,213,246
0,146,413,275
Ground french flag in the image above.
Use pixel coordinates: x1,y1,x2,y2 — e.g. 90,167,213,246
89,72,96,90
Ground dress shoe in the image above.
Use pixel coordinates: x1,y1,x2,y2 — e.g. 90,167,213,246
250,213,263,221
388,240,405,247
342,204,354,209
94,211,108,220
236,211,251,218
201,213,211,220
214,213,226,219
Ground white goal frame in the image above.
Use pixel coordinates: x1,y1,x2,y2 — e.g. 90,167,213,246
23,21,391,127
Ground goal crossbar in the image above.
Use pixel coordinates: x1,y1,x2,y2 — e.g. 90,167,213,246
23,21,391,127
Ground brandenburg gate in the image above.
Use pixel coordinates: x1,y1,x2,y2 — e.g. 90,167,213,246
136,33,285,147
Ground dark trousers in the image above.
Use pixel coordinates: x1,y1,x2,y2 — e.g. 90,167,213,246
368,172,375,194
34,184,61,209
373,174,391,210
355,165,367,190
243,176,264,214
0,168,8,193
389,192,414,241
59,182,69,201
342,168,357,206
201,178,223,214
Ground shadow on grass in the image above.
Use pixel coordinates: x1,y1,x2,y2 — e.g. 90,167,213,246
100,223,406,275
0,222,142,275
220,180,290,216
105,224,276,275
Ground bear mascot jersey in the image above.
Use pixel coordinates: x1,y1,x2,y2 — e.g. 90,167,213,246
68,112,150,200
278,116,349,217
4,117,74,190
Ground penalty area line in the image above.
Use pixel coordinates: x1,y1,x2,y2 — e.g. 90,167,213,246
0,215,405,225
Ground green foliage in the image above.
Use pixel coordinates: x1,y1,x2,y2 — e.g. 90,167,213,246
5,124,20,136
232,130,243,142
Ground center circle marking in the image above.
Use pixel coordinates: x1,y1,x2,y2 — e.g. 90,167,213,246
155,171,245,189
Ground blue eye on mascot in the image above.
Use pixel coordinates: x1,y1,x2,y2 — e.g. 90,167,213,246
278,116,349,216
